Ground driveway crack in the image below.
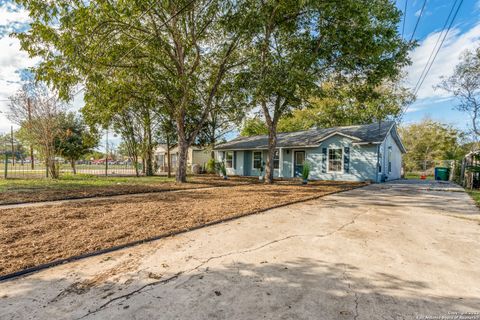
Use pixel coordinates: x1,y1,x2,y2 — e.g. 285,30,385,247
343,264,359,320
76,211,366,319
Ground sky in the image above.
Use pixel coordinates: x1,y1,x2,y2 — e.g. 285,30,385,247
0,0,479,137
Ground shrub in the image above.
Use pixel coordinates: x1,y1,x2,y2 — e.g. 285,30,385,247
206,158,217,173
302,162,310,180
220,162,227,177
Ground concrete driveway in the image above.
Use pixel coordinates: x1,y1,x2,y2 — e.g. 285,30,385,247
1,180,480,320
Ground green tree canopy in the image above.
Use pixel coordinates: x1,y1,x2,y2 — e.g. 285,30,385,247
399,119,465,172
55,112,100,174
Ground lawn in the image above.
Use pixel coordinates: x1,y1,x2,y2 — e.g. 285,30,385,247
0,174,256,205
0,180,364,277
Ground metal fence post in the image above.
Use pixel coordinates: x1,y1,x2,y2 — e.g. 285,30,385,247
4,152,7,179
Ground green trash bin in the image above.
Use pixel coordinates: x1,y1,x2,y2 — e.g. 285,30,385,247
434,167,450,181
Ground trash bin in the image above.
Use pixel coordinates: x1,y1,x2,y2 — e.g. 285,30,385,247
434,167,450,181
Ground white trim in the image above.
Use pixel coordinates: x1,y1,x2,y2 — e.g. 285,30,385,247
225,151,234,168
327,147,344,174
279,147,284,178
252,151,262,170
293,150,306,177
317,132,362,143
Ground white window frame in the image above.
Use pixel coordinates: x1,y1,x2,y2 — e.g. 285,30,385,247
252,151,262,170
273,150,280,169
225,151,233,168
327,147,344,173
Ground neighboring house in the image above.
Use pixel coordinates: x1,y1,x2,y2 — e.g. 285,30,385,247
155,144,211,172
214,121,406,182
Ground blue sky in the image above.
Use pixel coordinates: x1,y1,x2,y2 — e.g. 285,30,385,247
397,0,480,131
0,0,479,135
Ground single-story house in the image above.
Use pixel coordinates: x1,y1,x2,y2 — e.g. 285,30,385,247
214,121,406,182
155,144,211,172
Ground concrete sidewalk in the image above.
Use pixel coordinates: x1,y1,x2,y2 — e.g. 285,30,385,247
1,180,479,320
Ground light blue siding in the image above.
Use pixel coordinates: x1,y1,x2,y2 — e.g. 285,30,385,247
306,135,378,182
214,130,407,182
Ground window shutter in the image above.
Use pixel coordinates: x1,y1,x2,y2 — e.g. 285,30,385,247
233,151,237,169
322,148,327,173
344,147,350,173
222,151,225,161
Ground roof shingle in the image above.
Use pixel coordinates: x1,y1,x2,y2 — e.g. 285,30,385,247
215,121,396,150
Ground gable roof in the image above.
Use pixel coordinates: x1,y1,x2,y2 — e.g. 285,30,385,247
215,121,403,151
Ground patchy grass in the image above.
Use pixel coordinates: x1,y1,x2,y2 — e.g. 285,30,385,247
405,173,434,180
0,174,173,191
0,175,256,205
467,189,480,207
0,180,364,276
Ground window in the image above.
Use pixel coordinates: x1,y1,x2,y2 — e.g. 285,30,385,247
171,154,178,168
253,151,262,169
225,151,233,168
328,148,343,172
388,146,392,173
273,150,279,169
157,154,165,167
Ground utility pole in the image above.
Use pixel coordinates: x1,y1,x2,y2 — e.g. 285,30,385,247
4,135,8,179
27,97,34,169
10,126,14,166
105,126,109,176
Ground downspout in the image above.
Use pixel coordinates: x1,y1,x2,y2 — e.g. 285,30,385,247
376,144,381,183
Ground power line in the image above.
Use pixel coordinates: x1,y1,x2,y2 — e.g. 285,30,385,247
401,0,408,38
409,0,427,42
400,0,464,120
413,0,464,97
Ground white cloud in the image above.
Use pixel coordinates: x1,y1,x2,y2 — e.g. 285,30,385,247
0,35,39,132
0,3,30,24
405,23,480,100
414,9,421,17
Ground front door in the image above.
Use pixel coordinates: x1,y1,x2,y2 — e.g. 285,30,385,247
294,151,305,177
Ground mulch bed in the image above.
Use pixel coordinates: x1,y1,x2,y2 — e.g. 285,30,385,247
0,180,364,277
0,176,258,205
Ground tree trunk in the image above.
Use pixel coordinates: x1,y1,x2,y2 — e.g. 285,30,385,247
166,136,171,178
70,159,76,175
30,145,34,170
176,138,188,183
47,157,59,179
265,126,277,184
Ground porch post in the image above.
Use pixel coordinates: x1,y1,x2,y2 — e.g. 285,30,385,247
279,147,283,178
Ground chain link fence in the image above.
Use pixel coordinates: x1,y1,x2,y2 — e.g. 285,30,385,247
403,159,462,182
1,159,146,179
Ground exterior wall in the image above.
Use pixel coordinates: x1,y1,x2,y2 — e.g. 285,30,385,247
192,149,211,168
306,136,378,182
215,150,245,176
216,138,378,182
379,132,402,181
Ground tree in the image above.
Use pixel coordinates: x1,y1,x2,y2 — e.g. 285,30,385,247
55,112,99,174
8,82,65,178
399,119,464,173
237,0,411,183
240,117,269,136
438,48,480,136
15,0,246,183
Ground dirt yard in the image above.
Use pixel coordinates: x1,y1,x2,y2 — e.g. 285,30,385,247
0,181,362,277
0,175,258,205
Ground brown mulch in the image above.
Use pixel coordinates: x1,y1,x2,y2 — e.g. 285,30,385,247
0,180,365,277
0,176,258,205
